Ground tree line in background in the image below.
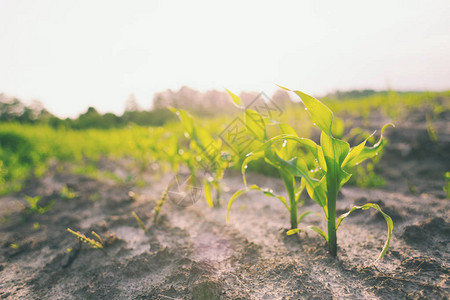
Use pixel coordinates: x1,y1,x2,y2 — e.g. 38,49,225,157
0,93,176,129
0,87,385,129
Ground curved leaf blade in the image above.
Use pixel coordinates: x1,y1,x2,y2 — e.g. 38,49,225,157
297,210,313,223
264,148,317,188
343,123,394,169
336,203,393,261
308,225,328,242
341,131,374,168
226,184,288,223
241,151,265,186
247,184,288,209
227,189,247,223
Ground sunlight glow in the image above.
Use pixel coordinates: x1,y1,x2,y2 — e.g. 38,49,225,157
1,0,449,117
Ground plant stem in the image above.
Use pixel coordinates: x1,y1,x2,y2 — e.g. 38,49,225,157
280,172,297,229
290,203,298,229
327,185,337,257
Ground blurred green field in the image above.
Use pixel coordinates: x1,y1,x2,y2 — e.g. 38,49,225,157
1,90,448,195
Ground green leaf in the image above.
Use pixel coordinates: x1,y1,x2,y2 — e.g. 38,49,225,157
297,210,313,223
245,109,267,142
308,225,328,242
196,127,214,149
264,148,317,187
253,134,320,161
279,123,298,159
204,180,214,208
226,184,288,223
286,228,301,235
341,132,373,168
317,147,327,172
343,123,394,169
336,203,393,261
306,176,327,210
321,132,352,190
241,151,265,186
227,189,247,223
295,177,307,203
331,117,345,139
225,89,244,109
280,86,334,136
248,184,288,209
174,109,195,139
279,123,297,136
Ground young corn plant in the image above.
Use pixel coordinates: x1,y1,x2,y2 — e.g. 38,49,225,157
25,195,54,215
226,90,314,229
229,87,394,260
170,108,230,207
284,87,393,260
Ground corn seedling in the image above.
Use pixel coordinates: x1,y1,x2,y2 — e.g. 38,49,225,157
226,89,313,229
132,211,147,232
60,185,78,199
25,195,53,214
283,86,393,260
170,108,230,207
229,87,394,260
67,228,104,251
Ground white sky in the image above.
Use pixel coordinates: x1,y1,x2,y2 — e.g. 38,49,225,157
1,0,450,118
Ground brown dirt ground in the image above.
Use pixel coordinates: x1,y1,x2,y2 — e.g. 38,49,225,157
0,105,449,299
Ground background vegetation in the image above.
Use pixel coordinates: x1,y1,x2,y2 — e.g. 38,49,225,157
1,89,448,196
